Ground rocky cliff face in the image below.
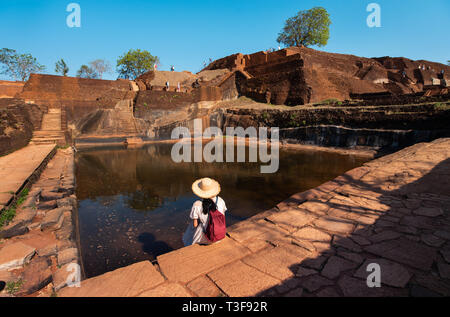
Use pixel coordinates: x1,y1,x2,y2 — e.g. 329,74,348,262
0,99,44,155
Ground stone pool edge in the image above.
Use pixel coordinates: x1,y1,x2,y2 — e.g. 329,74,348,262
57,137,450,297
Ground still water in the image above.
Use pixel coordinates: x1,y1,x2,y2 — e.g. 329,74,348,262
75,143,369,278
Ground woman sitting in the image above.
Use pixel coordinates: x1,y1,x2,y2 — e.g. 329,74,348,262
182,178,227,246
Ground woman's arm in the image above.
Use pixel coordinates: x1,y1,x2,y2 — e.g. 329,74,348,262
193,219,199,228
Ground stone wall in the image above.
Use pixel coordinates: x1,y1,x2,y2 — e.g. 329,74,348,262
19,74,134,123
0,80,24,98
0,100,45,156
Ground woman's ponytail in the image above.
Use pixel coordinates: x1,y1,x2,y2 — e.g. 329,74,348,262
202,198,217,215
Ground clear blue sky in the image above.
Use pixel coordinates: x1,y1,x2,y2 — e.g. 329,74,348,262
1,0,449,80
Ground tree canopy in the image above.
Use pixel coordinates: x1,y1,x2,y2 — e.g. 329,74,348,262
277,7,331,48
0,48,46,81
76,65,98,79
116,49,159,80
55,59,69,76
89,59,112,79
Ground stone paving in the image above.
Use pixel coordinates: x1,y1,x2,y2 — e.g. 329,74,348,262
0,144,55,209
57,138,450,297
0,148,79,297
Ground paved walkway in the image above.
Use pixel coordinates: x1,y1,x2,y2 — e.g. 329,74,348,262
59,138,450,297
0,144,55,209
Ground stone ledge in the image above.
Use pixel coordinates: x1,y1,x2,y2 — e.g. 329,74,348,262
157,237,251,284
58,261,164,297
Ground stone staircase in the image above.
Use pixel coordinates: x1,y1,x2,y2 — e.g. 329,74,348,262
30,108,66,145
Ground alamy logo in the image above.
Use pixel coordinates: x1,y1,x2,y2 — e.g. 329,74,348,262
171,119,280,174
366,263,381,288
66,3,81,28
366,3,381,28
65,263,81,288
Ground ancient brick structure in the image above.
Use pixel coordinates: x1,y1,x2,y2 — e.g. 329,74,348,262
18,74,134,123
0,80,24,98
204,47,450,105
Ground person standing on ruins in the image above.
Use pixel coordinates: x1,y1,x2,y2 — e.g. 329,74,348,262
265,88,272,104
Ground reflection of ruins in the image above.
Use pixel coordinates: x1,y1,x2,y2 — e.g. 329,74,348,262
76,144,367,216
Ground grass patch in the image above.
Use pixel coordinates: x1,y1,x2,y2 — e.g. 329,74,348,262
0,188,29,229
434,102,450,111
319,98,340,105
5,279,23,295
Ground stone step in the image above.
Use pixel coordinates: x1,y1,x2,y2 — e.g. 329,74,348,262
33,132,65,137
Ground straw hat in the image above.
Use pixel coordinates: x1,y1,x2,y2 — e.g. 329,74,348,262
192,177,221,199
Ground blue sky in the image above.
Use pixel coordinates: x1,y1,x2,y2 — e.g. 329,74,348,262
1,0,449,80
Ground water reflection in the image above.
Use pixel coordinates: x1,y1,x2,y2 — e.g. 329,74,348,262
75,143,369,278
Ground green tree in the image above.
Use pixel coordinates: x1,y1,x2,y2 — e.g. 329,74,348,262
76,65,98,79
0,48,46,81
89,59,112,79
277,7,331,48
0,48,17,79
116,49,159,79
55,59,69,76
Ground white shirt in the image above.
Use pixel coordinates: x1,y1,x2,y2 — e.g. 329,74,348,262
182,196,227,246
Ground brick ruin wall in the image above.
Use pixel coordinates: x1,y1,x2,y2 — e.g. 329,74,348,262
18,74,134,123
0,80,24,98
205,47,450,105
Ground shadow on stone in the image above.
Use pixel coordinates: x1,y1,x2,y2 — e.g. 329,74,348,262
252,155,450,297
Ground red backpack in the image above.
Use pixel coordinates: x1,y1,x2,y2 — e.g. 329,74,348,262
205,198,226,243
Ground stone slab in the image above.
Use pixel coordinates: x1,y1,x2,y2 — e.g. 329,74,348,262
241,244,310,280
58,261,164,297
186,275,224,297
338,275,408,297
0,242,36,271
157,237,251,283
313,217,355,234
208,260,280,297
57,248,78,266
52,262,77,292
266,208,316,232
321,256,358,279
354,259,412,288
364,238,436,270
41,207,66,231
138,282,192,297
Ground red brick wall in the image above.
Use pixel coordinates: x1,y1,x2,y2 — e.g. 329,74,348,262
0,80,24,98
